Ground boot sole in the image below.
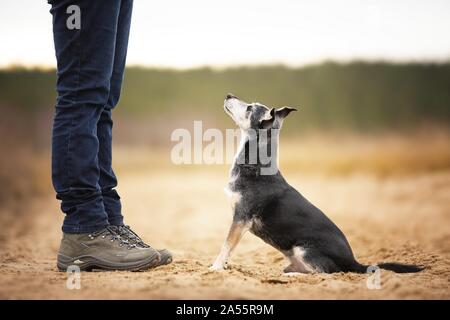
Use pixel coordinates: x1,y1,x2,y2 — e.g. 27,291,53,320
57,252,161,272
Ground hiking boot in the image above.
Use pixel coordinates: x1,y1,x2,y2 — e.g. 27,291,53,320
57,226,161,271
110,225,173,266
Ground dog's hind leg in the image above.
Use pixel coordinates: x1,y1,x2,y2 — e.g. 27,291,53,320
283,246,316,274
210,221,249,270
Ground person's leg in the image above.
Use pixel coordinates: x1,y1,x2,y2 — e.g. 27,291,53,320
50,0,163,271
97,0,133,226
50,0,122,233
97,109,122,226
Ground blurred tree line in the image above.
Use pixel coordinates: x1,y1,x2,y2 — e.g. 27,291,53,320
0,61,449,132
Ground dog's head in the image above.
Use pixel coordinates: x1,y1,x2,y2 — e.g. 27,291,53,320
223,94,297,131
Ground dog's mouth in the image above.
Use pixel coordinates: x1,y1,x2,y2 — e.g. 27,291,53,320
224,104,238,125
224,104,234,118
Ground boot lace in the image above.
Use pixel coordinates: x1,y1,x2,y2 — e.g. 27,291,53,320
89,226,137,250
116,225,150,248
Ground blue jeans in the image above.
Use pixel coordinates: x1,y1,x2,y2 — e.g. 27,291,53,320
49,0,133,233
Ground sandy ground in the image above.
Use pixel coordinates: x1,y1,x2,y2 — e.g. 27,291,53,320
0,165,449,299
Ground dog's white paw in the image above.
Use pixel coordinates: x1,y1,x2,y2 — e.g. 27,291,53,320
209,262,228,271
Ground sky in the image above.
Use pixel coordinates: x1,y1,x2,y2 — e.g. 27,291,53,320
0,0,449,69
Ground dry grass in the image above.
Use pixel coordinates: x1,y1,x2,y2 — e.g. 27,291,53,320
281,128,450,176
109,128,450,177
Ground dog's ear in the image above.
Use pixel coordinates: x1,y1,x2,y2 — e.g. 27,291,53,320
275,107,298,120
260,108,276,128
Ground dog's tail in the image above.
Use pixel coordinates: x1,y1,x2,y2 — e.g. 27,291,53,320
352,262,424,274
377,262,424,273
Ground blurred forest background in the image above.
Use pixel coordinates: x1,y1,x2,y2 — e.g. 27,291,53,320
2,62,450,132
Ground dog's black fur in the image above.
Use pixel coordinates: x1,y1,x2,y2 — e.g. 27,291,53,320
215,94,423,274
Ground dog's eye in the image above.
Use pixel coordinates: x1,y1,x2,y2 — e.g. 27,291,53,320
246,105,253,112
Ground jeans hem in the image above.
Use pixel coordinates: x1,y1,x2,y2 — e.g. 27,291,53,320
108,215,124,226
62,222,109,234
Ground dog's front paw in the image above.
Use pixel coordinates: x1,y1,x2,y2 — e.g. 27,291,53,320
209,261,228,271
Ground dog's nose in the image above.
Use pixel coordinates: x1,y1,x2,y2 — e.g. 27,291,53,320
225,93,238,100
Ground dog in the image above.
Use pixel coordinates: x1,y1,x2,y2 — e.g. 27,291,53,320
210,94,424,274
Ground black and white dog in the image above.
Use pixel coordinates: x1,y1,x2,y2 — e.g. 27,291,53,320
211,94,423,274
